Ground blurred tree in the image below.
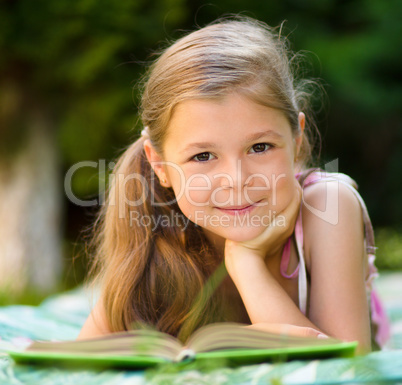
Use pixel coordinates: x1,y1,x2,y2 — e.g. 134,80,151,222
0,0,187,295
0,0,400,297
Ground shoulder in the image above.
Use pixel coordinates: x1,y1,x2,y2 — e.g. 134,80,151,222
301,178,365,271
302,178,363,223
77,297,111,340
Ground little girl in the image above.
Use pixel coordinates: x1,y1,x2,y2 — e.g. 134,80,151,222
78,17,389,352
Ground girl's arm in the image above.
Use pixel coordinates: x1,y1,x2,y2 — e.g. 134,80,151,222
225,184,322,330
77,297,111,340
225,181,371,352
225,244,322,329
302,180,371,351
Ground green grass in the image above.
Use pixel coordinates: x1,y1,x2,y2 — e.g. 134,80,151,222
0,288,49,307
0,282,70,307
374,227,402,270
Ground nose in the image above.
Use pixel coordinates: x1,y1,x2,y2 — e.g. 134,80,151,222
216,158,254,190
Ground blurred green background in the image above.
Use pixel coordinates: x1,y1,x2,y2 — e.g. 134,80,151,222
0,0,401,305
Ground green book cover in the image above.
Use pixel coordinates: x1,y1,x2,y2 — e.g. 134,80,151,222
8,322,357,370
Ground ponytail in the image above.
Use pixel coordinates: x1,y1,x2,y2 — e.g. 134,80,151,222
88,135,240,341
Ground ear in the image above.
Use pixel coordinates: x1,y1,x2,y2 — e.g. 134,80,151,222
294,112,305,161
143,139,171,187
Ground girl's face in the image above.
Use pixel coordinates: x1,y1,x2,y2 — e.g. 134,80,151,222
145,93,304,247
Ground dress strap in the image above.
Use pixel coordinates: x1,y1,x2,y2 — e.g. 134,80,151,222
279,206,307,314
280,238,299,279
294,207,308,315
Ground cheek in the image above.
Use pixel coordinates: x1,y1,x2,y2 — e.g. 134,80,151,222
269,173,296,211
265,156,296,211
171,174,211,218
186,175,212,204
169,171,209,199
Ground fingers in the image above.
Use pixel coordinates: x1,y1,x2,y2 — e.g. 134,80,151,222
270,184,302,240
272,324,322,338
273,182,302,220
224,177,303,258
245,323,329,339
286,325,327,339
281,182,302,218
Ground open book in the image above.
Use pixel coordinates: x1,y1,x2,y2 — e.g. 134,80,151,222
9,323,357,369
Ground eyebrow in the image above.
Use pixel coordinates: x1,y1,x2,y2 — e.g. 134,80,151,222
180,130,284,154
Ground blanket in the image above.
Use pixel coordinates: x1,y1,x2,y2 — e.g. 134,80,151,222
1,272,402,385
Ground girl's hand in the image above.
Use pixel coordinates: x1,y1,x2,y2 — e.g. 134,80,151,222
244,323,328,339
225,180,302,261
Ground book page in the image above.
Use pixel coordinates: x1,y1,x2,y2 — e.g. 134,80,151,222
186,323,340,353
27,329,183,361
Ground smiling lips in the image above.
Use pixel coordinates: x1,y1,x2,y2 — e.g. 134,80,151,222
215,200,263,215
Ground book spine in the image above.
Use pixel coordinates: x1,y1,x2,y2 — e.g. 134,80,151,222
174,348,196,363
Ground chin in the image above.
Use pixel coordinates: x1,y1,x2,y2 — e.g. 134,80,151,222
215,225,266,243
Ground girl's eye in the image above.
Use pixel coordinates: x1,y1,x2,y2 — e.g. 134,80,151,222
192,152,213,162
250,143,272,154
191,144,272,162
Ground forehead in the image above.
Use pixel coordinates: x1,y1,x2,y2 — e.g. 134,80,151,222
164,93,292,148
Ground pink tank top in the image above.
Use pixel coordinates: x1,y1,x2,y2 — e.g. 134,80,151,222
280,169,390,348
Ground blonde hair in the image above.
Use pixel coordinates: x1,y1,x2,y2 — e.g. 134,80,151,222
88,17,319,342
141,17,318,164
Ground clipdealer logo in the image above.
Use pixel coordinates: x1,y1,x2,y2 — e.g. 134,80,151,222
64,158,340,226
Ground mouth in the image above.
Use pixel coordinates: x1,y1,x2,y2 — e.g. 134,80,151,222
215,199,264,215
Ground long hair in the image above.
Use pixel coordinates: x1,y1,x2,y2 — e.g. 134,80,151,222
88,16,319,342
89,138,233,341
